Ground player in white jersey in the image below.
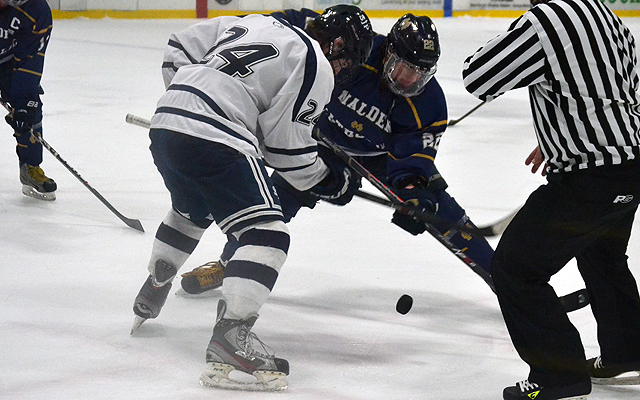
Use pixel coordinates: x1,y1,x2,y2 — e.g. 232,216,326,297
131,5,374,392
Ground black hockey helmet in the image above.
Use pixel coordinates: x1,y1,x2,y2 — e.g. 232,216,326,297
530,0,550,5
4,0,30,6
383,14,440,96
306,4,374,84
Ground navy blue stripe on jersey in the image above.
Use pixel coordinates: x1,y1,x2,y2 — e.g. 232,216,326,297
225,259,279,291
155,106,259,153
167,83,230,120
264,144,318,155
265,158,319,173
162,61,177,73
276,19,320,123
155,222,199,254
167,39,199,64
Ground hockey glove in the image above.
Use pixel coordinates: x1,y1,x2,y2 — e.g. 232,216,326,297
309,164,361,206
271,171,319,222
6,102,38,137
391,176,439,235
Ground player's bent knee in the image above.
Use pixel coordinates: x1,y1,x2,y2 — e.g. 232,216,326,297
238,220,291,257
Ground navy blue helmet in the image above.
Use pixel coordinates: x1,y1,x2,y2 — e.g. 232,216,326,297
383,14,440,96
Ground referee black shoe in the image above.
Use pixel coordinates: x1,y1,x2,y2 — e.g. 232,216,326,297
503,379,590,400
587,356,640,385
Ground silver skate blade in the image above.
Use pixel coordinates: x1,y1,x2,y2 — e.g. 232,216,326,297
592,371,640,385
199,363,288,392
130,315,147,335
22,185,56,201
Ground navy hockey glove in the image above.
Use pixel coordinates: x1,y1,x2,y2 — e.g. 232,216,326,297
391,177,438,235
309,165,361,206
6,102,38,137
271,171,318,222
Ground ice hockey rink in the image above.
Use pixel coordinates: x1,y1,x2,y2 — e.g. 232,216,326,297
1,13,640,400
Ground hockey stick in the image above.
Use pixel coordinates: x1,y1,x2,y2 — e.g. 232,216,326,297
124,116,483,232
124,114,589,312
125,113,151,129
447,101,486,126
316,128,590,312
36,135,145,232
124,115,492,277
2,104,144,232
314,127,496,289
125,114,482,233
354,189,518,237
313,127,489,236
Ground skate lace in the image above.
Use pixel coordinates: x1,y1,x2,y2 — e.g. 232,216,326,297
195,262,223,286
237,324,275,360
594,356,603,369
517,380,539,392
26,165,49,183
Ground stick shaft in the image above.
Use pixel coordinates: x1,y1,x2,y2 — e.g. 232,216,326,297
35,135,145,232
125,114,151,129
448,101,486,126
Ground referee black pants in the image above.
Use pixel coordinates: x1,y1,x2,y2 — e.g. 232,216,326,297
492,161,640,388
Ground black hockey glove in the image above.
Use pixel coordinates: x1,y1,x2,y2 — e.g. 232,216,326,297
391,176,439,235
309,164,361,206
6,102,38,137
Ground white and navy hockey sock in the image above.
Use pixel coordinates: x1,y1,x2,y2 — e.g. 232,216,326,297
222,220,290,320
147,209,206,283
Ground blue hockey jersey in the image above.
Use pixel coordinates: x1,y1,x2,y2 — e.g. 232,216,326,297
275,9,448,185
0,0,52,109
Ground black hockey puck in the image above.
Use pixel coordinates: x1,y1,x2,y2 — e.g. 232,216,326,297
396,294,413,315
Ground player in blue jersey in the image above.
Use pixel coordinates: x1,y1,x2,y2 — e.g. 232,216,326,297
0,0,56,200
180,13,496,296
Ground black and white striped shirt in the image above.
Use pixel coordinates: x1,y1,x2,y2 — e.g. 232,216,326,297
463,0,640,173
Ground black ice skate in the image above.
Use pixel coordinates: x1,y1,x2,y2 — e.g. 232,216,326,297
20,163,56,201
503,380,590,400
180,260,225,294
131,259,177,334
588,356,640,385
199,300,289,391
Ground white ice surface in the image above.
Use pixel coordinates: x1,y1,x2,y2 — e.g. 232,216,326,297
1,16,640,400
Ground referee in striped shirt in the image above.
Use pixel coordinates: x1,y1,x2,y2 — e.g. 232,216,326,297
463,0,640,399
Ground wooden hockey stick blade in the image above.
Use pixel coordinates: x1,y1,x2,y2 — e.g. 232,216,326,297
448,101,486,126
125,114,151,129
354,190,517,237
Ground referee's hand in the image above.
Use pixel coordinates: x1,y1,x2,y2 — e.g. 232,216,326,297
525,146,547,176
